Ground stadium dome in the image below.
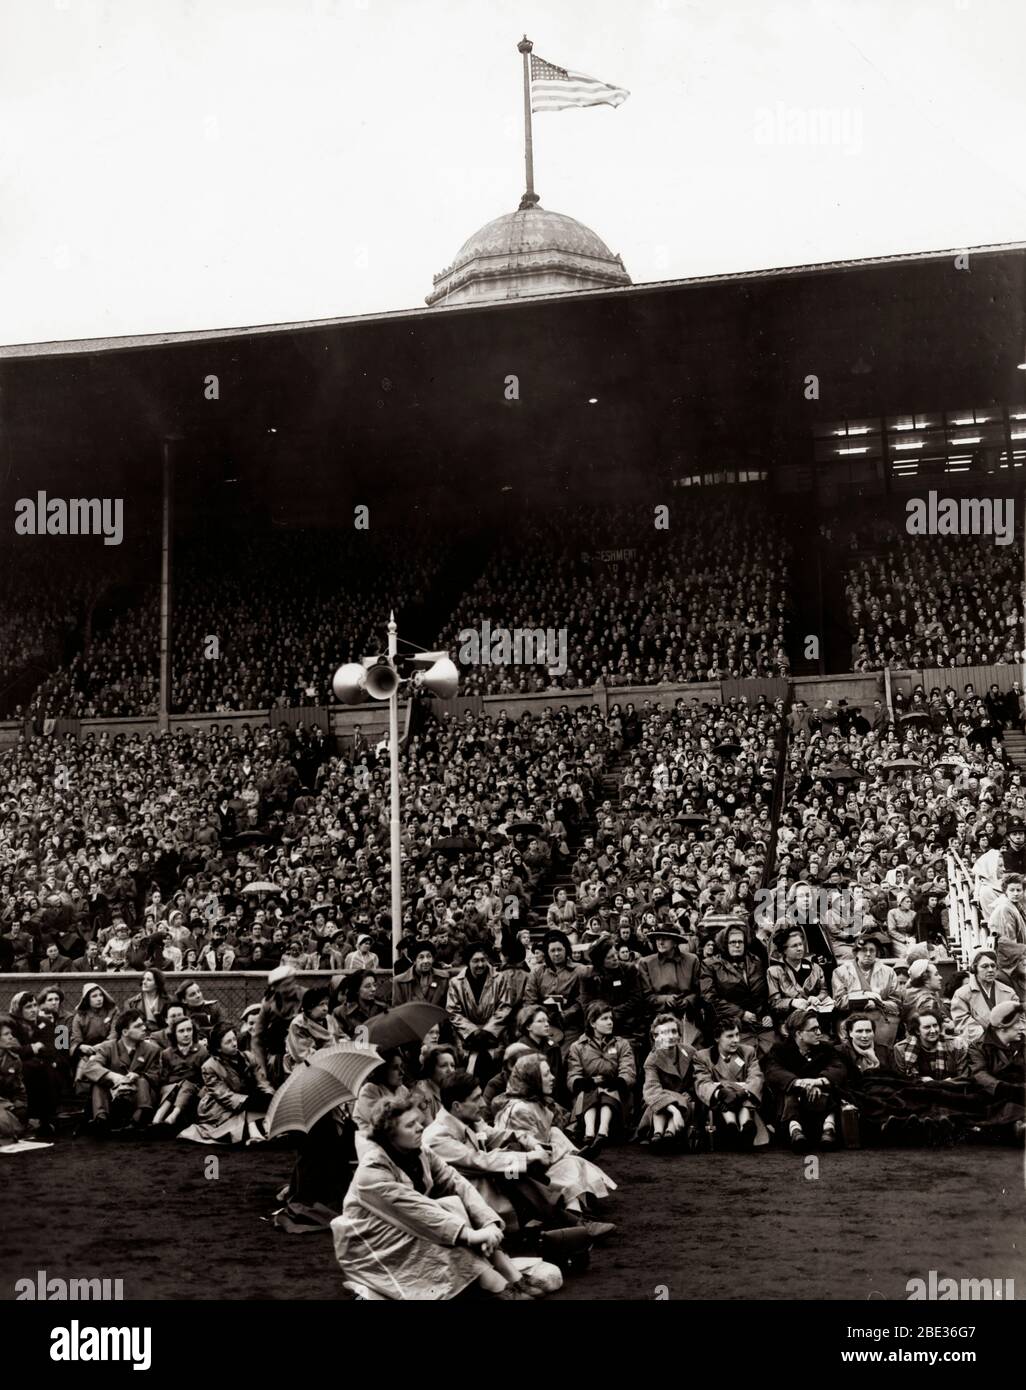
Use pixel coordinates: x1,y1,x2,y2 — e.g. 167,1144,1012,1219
426,201,631,307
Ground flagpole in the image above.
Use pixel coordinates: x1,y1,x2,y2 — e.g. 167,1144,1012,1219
518,35,539,209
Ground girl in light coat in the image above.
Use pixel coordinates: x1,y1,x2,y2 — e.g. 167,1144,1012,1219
565,1002,636,1154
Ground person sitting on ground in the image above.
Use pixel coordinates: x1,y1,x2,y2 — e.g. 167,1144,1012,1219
284,987,341,1075
153,1015,208,1130
763,1008,849,1152
331,1095,557,1300
635,1012,697,1149
493,1054,616,1214
8,991,60,1138
411,1044,458,1122
392,940,449,1008
766,927,834,1032
967,1000,1025,1140
894,1010,969,1083
178,1022,274,1146
0,1016,28,1141
565,1001,636,1157
950,950,1018,1044
694,1018,770,1148
79,1008,162,1134
422,1069,576,1238
831,931,902,1047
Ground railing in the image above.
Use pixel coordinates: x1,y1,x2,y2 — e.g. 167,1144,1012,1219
945,850,991,969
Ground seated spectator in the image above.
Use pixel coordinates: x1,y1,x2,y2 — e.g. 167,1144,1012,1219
344,934,380,973
153,1016,208,1130
332,1095,555,1300
8,991,60,1137
635,1013,696,1149
523,931,585,1050
353,1052,410,1152
765,927,834,1030
79,1008,161,1133
894,1011,969,1083
840,1012,896,1076
175,979,225,1041
422,1070,576,1238
831,932,901,1047
493,1054,616,1213
886,893,917,959
249,967,303,1085
581,935,647,1049
968,1000,1025,1140
178,1022,273,1146
637,926,702,1039
901,958,950,1028
701,923,775,1054
69,982,117,1066
392,940,450,1008
446,945,511,1080
565,1002,636,1156
0,1015,28,1141
694,1019,769,1148
764,1008,849,1152
411,1044,458,1122
125,968,170,1035
950,951,1018,1044
333,969,387,1040
284,988,342,1074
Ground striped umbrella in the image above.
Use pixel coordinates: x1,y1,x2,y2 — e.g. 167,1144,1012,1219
266,1041,382,1139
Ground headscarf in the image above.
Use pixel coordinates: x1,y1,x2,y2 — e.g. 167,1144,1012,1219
505,1053,548,1104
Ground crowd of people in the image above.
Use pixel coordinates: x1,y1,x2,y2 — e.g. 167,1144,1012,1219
437,500,792,694
845,535,1022,671
1,677,1022,1296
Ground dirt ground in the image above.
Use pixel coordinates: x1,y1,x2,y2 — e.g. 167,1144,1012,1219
1,1135,1022,1301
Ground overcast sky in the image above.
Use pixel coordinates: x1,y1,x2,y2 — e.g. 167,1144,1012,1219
1,0,1024,346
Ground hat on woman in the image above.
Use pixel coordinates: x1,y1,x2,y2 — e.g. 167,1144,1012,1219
541,929,573,957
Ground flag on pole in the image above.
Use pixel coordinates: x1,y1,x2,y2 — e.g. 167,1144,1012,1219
529,54,629,113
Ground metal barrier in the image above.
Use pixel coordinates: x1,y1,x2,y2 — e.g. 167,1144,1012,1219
945,851,991,968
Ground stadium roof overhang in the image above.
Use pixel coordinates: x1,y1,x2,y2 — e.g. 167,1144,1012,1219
2,241,1024,525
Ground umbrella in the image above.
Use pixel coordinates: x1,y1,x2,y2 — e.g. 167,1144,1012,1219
501,820,546,839
363,1002,447,1049
900,711,932,725
673,812,709,825
882,758,920,771
815,765,858,781
714,741,742,758
266,1041,383,1139
241,881,283,895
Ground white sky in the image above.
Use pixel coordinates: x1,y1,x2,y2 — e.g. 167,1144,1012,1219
1,0,1024,346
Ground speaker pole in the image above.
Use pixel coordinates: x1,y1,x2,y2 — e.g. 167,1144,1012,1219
388,612,402,958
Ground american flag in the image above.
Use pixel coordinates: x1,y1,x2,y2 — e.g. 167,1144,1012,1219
529,53,630,113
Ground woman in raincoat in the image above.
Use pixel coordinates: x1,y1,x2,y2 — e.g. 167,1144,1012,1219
701,923,776,1053
635,1013,697,1147
565,1002,636,1154
493,1054,616,1211
69,982,117,1065
178,1022,273,1145
765,928,835,1032
331,1095,552,1300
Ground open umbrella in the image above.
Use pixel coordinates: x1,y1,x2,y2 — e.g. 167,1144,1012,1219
363,1002,447,1049
241,880,283,895
673,812,709,825
882,758,920,771
266,1041,383,1139
900,711,932,726
501,820,546,839
714,741,742,758
430,835,479,856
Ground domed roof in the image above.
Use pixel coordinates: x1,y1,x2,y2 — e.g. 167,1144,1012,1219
427,203,631,308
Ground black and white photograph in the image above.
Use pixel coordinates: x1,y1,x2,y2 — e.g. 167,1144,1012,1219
1,0,1024,1358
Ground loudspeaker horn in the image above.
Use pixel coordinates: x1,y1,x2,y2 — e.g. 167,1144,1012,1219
415,656,459,699
364,660,400,699
332,662,369,705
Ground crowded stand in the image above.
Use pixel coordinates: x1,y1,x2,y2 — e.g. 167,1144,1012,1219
18,533,444,719
1,548,1024,1297
844,534,1022,671
435,500,793,693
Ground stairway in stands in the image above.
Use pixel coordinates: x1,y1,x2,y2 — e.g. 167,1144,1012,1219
529,755,628,934
1003,729,1026,772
